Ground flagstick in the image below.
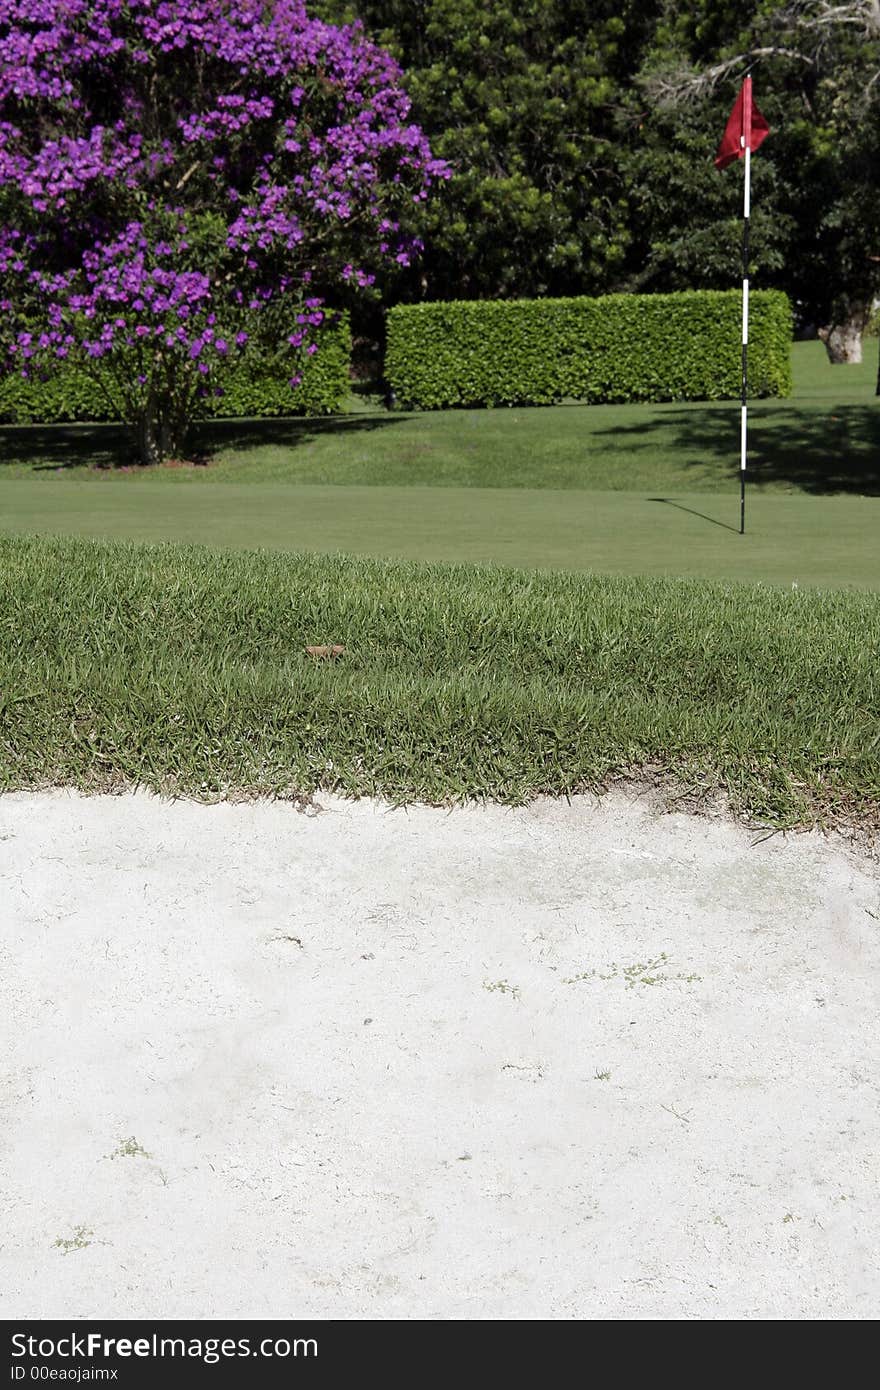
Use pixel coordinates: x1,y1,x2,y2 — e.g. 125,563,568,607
740,131,751,536
717,71,766,532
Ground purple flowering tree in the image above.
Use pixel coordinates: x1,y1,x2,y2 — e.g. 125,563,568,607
0,1,447,464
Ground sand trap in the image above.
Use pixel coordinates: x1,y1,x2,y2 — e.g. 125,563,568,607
0,789,877,1320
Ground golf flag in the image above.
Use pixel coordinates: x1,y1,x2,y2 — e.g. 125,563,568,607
715,78,769,169
715,75,770,535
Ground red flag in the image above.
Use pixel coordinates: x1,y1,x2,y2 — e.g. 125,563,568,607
715,77,769,170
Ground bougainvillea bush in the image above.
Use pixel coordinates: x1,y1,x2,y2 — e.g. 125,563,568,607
0,1,446,463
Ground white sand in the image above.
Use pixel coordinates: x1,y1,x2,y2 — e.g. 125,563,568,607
1,789,877,1320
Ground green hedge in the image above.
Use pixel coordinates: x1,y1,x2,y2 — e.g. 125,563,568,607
0,314,351,423
386,291,792,408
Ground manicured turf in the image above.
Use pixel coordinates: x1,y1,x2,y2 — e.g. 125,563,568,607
0,341,878,589
0,478,877,589
1,340,877,494
2,534,877,826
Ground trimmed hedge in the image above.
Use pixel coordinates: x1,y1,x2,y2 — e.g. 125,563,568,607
0,314,351,424
386,291,792,408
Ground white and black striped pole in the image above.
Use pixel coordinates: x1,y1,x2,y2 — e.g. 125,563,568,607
715,72,768,536
740,127,751,536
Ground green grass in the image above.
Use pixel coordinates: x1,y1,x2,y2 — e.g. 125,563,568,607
1,342,877,820
0,341,877,591
0,344,873,594
1,340,877,494
0,346,873,592
0,481,876,589
1,533,877,827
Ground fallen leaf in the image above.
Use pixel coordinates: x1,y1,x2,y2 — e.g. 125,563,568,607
304,644,345,659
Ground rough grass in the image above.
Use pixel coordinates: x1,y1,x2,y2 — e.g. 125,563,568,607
2,533,877,829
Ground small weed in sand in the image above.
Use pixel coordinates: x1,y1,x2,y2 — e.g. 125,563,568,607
621,955,670,986
53,1225,93,1254
565,955,702,989
484,979,521,1000
109,1136,151,1160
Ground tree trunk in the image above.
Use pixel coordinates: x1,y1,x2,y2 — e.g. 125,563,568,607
135,411,163,467
133,406,189,466
818,302,871,364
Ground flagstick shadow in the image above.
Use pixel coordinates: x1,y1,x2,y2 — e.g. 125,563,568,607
647,498,741,534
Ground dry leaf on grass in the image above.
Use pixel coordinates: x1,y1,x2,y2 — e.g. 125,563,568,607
304,644,345,660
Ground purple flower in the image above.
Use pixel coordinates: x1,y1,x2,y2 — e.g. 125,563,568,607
0,0,449,420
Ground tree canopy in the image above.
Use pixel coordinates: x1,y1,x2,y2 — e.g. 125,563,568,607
316,1,658,301
636,0,880,360
318,0,880,365
0,0,446,460
2,0,878,416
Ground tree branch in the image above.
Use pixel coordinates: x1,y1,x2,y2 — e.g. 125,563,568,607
174,160,201,192
644,49,816,108
789,1,880,36
645,0,880,110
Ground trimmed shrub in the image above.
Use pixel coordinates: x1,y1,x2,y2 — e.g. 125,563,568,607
0,315,351,424
386,291,792,408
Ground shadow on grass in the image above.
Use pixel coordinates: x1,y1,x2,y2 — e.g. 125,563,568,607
0,412,404,472
595,403,880,496
647,499,741,533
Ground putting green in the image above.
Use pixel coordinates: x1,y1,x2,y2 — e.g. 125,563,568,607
0,476,876,590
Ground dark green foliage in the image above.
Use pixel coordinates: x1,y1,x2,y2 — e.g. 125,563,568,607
313,0,657,302
0,317,352,425
205,317,352,420
317,2,880,369
622,101,795,295
0,369,109,427
386,290,792,408
628,2,880,350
